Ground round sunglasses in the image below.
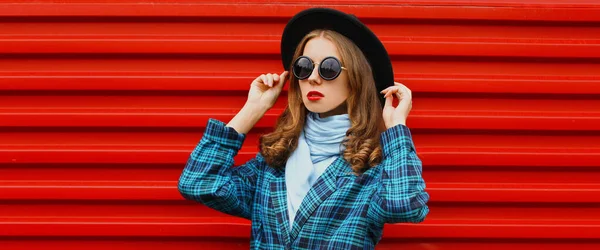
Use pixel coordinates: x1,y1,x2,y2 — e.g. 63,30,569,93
292,56,347,81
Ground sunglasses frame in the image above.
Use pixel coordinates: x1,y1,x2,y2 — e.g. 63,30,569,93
292,55,347,81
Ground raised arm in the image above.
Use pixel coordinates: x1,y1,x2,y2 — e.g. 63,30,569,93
178,71,289,219
370,81,429,224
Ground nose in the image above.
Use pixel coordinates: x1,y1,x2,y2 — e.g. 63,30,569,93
307,63,322,85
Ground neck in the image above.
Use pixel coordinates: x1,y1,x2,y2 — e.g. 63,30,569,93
319,102,348,118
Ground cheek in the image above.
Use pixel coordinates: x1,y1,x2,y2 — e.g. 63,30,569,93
332,79,350,99
298,81,310,100
298,81,308,94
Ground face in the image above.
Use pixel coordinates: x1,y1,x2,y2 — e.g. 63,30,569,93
297,37,350,117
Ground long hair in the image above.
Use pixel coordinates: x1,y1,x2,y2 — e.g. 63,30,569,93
259,29,386,174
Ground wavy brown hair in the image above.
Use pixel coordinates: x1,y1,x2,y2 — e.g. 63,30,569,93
259,29,386,174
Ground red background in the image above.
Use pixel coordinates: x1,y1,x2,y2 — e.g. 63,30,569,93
1,0,599,249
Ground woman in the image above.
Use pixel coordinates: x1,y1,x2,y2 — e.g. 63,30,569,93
178,7,429,249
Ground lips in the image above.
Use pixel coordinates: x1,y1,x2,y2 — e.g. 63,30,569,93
307,91,324,101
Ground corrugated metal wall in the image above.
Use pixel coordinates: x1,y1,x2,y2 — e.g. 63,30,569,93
1,0,599,249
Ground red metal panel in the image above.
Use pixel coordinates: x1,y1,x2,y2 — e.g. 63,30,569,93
1,0,599,249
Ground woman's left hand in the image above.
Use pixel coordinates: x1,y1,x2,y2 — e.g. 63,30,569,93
381,82,413,129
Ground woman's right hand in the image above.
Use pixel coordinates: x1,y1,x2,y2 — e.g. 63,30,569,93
226,71,289,134
246,71,289,111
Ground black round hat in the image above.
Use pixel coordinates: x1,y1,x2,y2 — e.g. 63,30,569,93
280,7,394,106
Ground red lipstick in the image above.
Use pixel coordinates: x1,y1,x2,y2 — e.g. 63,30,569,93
307,91,324,101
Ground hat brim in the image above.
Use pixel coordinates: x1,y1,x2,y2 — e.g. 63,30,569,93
280,7,394,106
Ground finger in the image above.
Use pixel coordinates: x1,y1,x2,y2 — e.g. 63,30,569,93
386,90,396,99
384,93,393,108
256,74,264,84
270,73,277,87
260,74,269,87
392,87,405,100
276,71,289,89
380,86,395,94
380,89,388,97
395,83,410,94
396,82,413,100
394,90,403,100
385,86,400,99
266,74,274,87
399,84,411,100
385,89,395,99
382,87,393,98
273,73,279,82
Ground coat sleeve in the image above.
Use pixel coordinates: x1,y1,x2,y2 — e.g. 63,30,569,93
177,118,263,220
369,124,430,224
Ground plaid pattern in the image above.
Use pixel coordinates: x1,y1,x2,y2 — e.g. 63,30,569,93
178,118,429,249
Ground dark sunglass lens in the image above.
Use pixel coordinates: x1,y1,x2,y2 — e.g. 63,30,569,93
320,57,342,80
293,57,313,79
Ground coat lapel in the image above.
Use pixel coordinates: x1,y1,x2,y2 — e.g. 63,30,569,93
269,170,291,246
288,157,351,241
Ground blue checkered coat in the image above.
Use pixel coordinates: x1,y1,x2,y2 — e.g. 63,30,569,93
178,118,429,249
